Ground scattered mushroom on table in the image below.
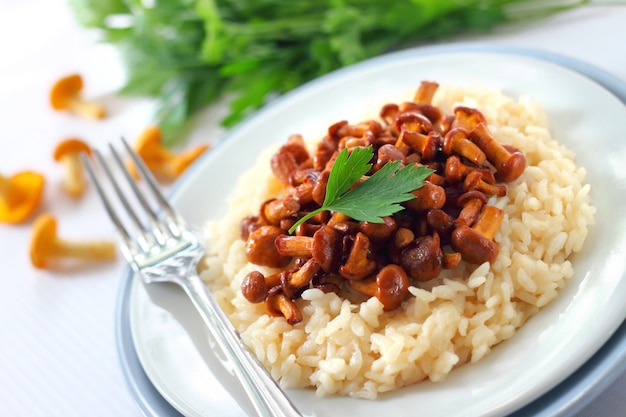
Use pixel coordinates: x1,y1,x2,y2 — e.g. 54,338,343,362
29,213,117,269
49,74,106,119
128,126,209,182
239,81,526,323
0,170,45,224
53,138,92,198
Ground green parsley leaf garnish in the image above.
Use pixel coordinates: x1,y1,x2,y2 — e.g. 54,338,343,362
67,0,588,146
288,146,434,234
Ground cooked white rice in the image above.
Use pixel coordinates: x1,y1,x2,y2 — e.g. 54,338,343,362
199,84,596,400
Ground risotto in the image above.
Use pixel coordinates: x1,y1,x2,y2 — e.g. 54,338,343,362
199,83,595,400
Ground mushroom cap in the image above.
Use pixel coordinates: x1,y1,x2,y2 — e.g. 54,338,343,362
29,213,57,269
53,138,92,161
50,74,84,110
451,225,499,265
134,126,166,156
265,286,302,325
442,127,467,154
359,216,397,243
375,264,410,311
457,190,488,207
0,171,45,224
241,271,268,303
495,151,526,183
395,111,432,133
453,106,487,130
399,233,443,282
311,225,341,272
246,225,291,268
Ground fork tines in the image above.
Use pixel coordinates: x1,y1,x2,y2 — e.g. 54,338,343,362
81,138,188,268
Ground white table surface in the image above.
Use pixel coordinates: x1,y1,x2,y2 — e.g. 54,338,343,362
1,1,625,416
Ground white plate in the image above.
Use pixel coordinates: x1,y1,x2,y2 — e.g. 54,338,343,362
127,49,626,417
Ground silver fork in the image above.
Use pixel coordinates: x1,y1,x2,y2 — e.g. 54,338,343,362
81,138,303,417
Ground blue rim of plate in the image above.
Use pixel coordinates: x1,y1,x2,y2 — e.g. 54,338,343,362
114,44,626,417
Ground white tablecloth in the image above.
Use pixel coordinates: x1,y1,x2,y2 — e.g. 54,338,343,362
1,1,625,416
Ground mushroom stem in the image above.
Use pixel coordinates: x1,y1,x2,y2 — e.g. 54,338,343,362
444,155,494,185
473,205,504,241
455,190,488,228
413,81,439,104
289,258,320,288
347,275,376,297
29,213,116,269
442,128,486,166
59,153,87,197
469,122,526,183
463,170,507,197
442,252,462,269
275,235,313,257
399,129,439,161
340,232,377,280
67,97,106,119
50,237,116,260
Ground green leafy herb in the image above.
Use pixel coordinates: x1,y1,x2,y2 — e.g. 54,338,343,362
68,0,589,145
288,146,434,234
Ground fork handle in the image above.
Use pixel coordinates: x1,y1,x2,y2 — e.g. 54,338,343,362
181,273,304,417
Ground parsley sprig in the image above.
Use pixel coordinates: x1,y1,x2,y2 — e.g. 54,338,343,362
68,0,588,146
288,146,433,234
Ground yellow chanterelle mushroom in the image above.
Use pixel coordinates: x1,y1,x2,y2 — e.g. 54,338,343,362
50,74,106,119
29,213,117,269
128,126,209,182
53,138,92,198
0,170,45,224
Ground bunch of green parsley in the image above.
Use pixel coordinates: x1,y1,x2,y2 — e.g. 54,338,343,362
69,0,587,145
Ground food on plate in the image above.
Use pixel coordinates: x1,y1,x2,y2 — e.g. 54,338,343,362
200,81,595,399
29,213,117,269
239,83,528,319
53,138,92,198
0,170,45,223
127,126,210,182
49,73,106,119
